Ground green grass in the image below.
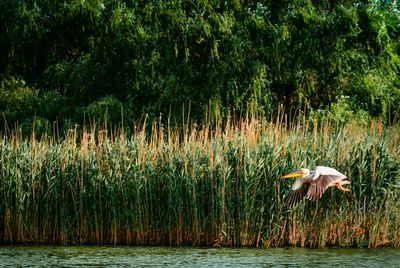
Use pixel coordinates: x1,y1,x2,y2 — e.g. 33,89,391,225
1,115,400,247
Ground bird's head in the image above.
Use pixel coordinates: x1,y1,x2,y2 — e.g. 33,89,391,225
280,168,310,179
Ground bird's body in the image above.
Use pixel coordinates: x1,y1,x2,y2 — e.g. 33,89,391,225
281,166,350,207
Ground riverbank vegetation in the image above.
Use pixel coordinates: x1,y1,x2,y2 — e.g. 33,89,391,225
1,114,399,247
1,0,400,248
1,0,400,134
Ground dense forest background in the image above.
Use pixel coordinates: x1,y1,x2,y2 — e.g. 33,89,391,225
0,0,399,134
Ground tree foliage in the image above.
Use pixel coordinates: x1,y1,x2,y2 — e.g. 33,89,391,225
1,0,399,131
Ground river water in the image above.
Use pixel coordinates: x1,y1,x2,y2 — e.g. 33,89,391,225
0,246,399,267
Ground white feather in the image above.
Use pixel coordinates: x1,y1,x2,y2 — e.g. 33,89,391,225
315,166,346,178
291,177,304,190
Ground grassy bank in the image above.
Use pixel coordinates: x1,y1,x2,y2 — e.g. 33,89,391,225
1,115,400,247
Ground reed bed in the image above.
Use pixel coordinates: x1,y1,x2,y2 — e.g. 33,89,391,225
1,115,400,247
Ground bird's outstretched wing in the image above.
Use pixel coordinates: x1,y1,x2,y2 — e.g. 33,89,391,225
315,166,347,177
306,174,344,201
284,183,309,207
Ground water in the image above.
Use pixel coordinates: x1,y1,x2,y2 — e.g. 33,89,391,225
0,246,399,267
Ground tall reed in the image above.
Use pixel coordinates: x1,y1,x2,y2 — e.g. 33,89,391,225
1,115,399,247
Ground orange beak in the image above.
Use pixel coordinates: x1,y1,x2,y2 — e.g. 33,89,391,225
280,170,304,179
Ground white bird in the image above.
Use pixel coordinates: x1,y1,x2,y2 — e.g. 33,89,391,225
281,166,351,207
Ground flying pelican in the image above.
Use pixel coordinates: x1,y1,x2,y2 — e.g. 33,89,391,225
281,166,351,207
